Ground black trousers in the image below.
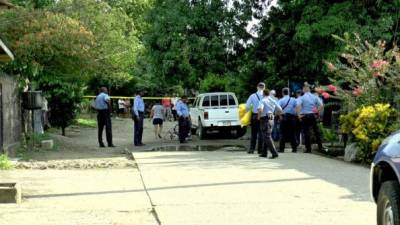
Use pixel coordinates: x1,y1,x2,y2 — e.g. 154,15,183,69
260,117,278,157
172,110,178,121
134,112,144,145
279,114,298,152
301,114,323,152
250,114,263,152
295,117,301,147
179,116,190,143
97,109,113,146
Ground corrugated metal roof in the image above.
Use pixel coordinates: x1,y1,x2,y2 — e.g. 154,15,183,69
0,0,14,7
0,39,14,62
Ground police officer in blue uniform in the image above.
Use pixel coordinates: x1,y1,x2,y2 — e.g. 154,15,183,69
257,89,282,159
133,90,145,146
95,87,115,148
296,83,324,153
278,88,298,153
246,82,265,154
176,96,190,144
295,89,303,147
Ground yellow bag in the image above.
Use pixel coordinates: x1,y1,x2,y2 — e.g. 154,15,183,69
239,104,247,118
240,111,252,127
239,103,251,127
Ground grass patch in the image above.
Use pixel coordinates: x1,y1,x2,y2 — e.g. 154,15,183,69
76,118,97,128
0,154,13,170
17,132,60,161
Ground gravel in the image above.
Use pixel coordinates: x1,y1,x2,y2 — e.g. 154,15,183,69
14,158,136,170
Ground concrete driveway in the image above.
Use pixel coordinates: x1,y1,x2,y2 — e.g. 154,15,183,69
133,150,375,225
0,118,376,225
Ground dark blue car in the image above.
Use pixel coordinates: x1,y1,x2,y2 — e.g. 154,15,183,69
371,131,400,225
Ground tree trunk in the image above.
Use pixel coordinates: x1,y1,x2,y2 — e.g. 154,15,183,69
62,126,66,136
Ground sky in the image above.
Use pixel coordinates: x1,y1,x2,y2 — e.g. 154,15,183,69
247,0,278,37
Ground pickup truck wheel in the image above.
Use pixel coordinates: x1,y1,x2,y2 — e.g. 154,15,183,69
197,121,206,140
377,181,400,225
237,127,247,138
231,127,247,139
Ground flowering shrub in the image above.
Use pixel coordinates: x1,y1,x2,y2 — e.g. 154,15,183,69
314,84,338,100
340,103,398,163
327,33,400,111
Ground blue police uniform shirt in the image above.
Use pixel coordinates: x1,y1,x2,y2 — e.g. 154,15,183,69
246,91,263,113
95,92,110,110
133,95,145,116
278,95,297,115
258,96,282,117
296,92,323,114
176,100,190,117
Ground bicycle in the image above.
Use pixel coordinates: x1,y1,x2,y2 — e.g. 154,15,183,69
163,123,192,141
163,124,179,140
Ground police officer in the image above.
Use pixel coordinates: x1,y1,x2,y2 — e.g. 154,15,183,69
95,87,115,148
133,90,145,146
246,82,265,154
294,89,303,147
176,96,190,144
296,83,324,153
257,89,282,159
278,88,298,153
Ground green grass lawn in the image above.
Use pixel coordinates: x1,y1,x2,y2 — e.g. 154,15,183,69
76,118,97,128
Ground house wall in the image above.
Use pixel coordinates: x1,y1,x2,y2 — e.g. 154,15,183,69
0,73,21,155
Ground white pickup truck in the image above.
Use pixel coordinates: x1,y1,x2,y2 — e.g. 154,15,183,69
190,92,246,139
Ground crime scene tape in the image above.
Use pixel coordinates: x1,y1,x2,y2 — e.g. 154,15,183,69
83,96,195,100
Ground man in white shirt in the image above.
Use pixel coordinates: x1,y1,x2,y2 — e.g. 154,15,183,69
257,89,282,159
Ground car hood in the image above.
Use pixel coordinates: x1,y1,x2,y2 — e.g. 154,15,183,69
374,130,400,163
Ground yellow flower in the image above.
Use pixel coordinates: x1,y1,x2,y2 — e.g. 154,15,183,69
372,139,383,151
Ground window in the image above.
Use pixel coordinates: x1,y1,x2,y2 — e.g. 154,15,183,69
196,97,200,107
192,98,197,107
220,95,228,106
211,95,219,107
202,96,210,107
228,95,236,106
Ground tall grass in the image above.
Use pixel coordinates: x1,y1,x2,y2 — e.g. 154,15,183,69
0,154,13,170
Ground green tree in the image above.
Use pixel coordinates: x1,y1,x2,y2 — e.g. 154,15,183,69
241,0,400,93
141,0,258,95
52,0,142,95
104,0,153,38
0,9,96,135
10,0,55,8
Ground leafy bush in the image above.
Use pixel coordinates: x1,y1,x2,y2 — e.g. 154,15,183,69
328,33,400,111
200,73,229,92
319,124,338,146
43,80,85,136
0,154,13,170
340,103,397,162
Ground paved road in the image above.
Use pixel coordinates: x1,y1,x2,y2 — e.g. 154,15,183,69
133,150,375,225
0,118,376,225
0,169,156,225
